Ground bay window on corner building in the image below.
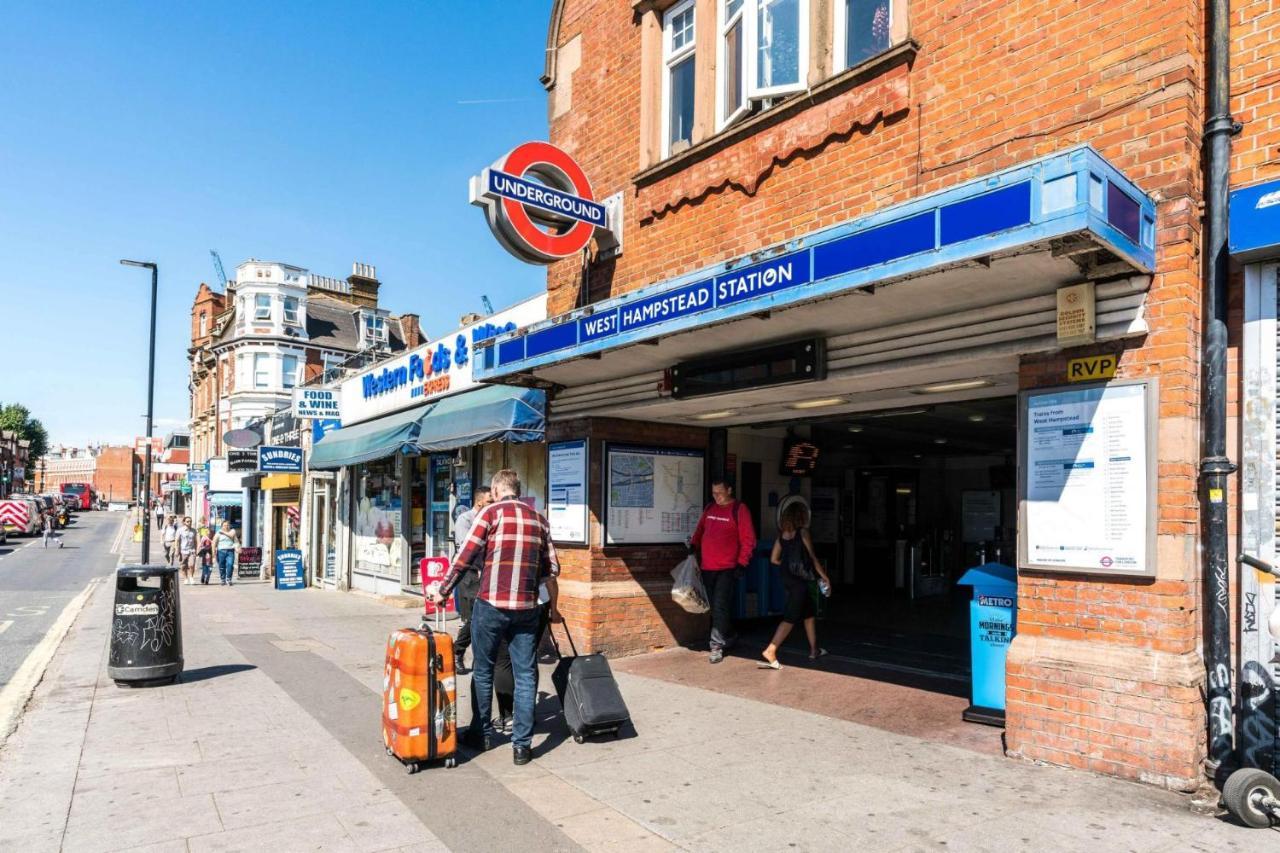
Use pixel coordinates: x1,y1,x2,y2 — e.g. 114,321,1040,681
488,0,1280,794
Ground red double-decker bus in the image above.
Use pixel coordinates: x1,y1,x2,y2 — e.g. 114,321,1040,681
60,482,94,510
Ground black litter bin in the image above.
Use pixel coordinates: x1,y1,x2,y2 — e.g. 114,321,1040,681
108,565,183,686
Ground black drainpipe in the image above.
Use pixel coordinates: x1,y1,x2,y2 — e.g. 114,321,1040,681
1202,0,1240,779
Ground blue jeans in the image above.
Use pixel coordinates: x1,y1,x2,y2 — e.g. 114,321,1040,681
217,549,235,583
469,598,539,749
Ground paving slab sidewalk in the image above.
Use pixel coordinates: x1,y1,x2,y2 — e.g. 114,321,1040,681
0,544,1265,851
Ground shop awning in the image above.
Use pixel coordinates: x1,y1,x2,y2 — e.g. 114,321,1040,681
308,403,428,470
413,384,545,452
309,386,545,469
261,474,302,490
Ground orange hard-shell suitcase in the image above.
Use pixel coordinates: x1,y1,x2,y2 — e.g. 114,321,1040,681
382,620,458,772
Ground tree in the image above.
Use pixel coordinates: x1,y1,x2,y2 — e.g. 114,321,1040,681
0,404,50,462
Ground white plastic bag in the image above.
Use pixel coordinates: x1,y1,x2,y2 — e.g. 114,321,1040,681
671,554,709,614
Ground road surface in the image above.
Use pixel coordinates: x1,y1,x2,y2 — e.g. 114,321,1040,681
0,511,122,690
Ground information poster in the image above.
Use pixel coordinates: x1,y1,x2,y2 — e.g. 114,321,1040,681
548,440,589,543
1019,380,1154,576
962,490,1001,543
605,445,704,545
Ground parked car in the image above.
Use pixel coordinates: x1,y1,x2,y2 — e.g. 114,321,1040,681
0,496,42,536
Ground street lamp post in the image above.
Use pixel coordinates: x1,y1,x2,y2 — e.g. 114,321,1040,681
121,259,158,564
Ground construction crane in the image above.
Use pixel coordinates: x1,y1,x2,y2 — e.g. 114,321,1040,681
481,295,495,315
209,250,228,290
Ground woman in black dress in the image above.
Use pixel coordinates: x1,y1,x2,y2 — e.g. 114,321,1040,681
759,502,831,669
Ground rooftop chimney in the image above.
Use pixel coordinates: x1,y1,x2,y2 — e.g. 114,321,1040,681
346,261,381,309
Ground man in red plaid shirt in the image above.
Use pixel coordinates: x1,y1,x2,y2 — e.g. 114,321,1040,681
432,469,561,765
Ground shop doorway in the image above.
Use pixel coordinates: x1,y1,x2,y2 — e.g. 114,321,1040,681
728,396,1017,683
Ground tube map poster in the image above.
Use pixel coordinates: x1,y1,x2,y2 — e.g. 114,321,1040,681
606,445,704,545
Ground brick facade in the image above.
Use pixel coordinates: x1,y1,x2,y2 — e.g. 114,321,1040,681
525,0,1250,790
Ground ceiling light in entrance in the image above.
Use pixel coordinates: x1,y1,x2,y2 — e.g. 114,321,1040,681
968,414,987,423
789,397,847,410
913,379,992,394
694,411,736,420
847,425,864,433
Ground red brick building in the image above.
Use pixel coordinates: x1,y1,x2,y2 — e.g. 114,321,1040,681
465,1,1280,792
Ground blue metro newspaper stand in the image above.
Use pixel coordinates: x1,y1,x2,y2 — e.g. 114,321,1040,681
957,562,1017,726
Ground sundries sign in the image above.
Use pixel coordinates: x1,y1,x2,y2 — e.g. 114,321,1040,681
258,445,303,473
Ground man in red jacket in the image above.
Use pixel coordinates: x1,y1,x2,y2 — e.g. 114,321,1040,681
689,478,757,663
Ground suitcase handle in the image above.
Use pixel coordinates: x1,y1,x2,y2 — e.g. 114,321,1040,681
549,622,579,659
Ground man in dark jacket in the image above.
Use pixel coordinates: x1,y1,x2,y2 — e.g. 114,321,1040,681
689,478,756,663
451,486,492,674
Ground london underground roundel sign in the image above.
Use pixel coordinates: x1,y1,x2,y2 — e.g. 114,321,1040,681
469,141,608,265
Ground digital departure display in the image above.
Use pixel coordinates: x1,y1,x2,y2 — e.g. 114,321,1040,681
670,338,826,400
780,438,821,476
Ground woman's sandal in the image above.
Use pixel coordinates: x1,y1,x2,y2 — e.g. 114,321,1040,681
808,648,829,661
757,657,782,670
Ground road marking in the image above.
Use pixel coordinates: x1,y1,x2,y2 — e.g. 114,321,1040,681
0,577,103,747
0,620,11,635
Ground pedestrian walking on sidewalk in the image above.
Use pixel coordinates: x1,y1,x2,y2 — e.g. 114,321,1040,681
161,515,179,566
431,469,562,766
177,517,198,585
214,521,239,586
197,529,214,584
41,510,62,548
689,478,756,664
759,501,830,669
452,485,494,674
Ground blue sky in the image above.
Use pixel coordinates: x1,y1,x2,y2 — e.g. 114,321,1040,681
0,1,551,448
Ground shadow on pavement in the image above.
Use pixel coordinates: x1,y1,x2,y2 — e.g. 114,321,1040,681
179,664,257,683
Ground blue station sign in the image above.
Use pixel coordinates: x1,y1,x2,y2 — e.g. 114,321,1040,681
479,146,1157,380
1230,178,1280,262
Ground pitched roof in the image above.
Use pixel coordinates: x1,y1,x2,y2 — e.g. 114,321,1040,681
210,293,408,353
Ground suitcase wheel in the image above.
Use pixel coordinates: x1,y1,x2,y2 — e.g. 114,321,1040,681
385,747,394,756
407,762,422,775
445,757,457,769
573,733,585,744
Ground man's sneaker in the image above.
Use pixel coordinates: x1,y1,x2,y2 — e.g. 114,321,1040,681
499,714,513,735
513,746,532,766
709,648,725,664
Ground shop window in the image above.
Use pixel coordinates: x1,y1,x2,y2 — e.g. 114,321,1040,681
254,293,272,321
354,458,404,580
199,311,208,337
663,0,697,157
282,354,298,389
508,442,548,515
834,0,891,71
283,296,300,326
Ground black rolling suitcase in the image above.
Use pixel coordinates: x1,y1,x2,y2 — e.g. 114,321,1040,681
551,628,630,743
